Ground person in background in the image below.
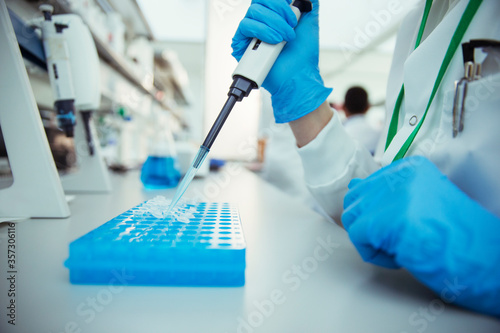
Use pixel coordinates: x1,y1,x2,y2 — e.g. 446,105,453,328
341,86,381,155
231,0,500,318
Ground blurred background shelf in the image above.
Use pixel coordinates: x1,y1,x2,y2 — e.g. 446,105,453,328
5,0,193,169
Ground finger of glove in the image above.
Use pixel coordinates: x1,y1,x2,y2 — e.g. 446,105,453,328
252,0,298,28
343,178,380,212
347,217,399,269
348,178,363,190
246,4,297,42
231,35,251,62
231,19,285,61
346,163,410,202
366,251,400,269
342,195,363,231
231,0,298,61
343,178,364,211
343,180,384,231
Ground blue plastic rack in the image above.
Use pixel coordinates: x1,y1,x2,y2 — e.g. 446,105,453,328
65,202,246,287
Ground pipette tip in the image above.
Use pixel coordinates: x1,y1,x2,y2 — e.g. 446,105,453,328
165,146,210,217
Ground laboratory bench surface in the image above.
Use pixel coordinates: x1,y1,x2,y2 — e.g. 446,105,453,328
0,165,499,333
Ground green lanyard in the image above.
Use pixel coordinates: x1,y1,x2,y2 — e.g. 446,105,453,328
384,0,483,161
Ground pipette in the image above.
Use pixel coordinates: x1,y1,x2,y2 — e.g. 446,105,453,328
165,0,313,216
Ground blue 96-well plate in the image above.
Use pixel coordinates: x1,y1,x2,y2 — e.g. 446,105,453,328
64,202,246,287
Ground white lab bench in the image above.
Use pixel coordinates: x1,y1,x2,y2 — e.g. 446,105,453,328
0,165,499,333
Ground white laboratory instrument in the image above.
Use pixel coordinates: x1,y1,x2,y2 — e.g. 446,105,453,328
37,5,111,193
0,0,70,219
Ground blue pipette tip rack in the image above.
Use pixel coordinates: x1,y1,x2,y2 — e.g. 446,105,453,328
64,202,246,287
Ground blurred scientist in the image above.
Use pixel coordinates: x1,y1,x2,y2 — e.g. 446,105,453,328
341,86,381,154
232,0,500,317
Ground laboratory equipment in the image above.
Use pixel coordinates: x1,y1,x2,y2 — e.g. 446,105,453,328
65,201,246,286
0,1,69,219
39,4,77,138
140,156,180,189
453,39,500,137
37,5,111,193
141,129,181,189
127,36,155,90
175,141,210,177
165,0,313,215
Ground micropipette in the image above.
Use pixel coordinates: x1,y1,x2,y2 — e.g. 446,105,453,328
165,0,313,215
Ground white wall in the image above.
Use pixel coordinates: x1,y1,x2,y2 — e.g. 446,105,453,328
319,0,420,50
137,0,207,42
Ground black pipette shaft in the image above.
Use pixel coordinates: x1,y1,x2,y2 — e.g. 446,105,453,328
201,94,238,151
198,76,256,163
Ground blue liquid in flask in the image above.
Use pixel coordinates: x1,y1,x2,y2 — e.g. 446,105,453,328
141,156,181,189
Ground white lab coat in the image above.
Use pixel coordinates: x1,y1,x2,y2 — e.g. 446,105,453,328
298,0,500,223
342,114,382,155
259,91,332,219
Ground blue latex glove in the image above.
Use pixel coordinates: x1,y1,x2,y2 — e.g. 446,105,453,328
231,0,332,123
342,156,500,317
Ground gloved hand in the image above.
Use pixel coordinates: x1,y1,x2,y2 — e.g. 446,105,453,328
231,0,332,123
342,156,500,317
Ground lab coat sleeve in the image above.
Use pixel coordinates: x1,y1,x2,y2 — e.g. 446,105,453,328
297,110,379,223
